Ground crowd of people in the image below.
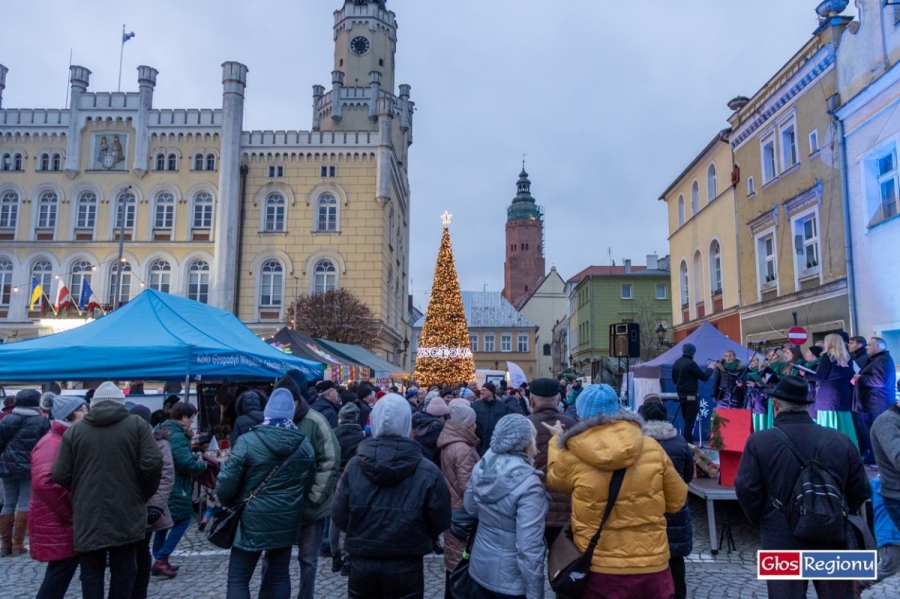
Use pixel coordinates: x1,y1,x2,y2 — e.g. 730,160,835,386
0,333,897,599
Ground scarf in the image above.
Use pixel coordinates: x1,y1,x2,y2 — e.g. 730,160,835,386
721,359,743,373
262,417,297,431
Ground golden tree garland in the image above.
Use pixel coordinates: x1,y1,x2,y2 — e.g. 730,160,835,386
413,222,475,387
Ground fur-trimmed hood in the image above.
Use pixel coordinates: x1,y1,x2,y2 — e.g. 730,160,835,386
641,419,677,441
556,411,646,472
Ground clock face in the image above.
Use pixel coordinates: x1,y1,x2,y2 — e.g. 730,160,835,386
350,36,371,56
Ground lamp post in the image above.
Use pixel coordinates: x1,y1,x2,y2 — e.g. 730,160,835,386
113,185,132,310
656,322,673,348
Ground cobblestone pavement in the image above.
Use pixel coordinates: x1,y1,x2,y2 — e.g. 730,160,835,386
3,496,899,598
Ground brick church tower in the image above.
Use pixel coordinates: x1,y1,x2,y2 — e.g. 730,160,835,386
502,168,545,306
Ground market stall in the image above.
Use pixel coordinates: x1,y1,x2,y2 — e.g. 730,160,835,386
267,328,371,383
314,338,407,387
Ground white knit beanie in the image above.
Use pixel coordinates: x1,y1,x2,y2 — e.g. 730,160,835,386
91,382,125,405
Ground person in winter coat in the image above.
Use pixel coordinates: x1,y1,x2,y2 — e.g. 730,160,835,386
546,384,688,599
810,334,857,448
332,394,451,599
412,398,448,464
217,388,316,599
671,344,713,444
735,376,870,599
437,402,480,598
0,396,14,421
310,381,341,429
472,382,510,456
330,402,366,574
848,336,869,371
29,395,86,599
526,378,577,546
855,338,897,466
639,401,693,599
355,383,375,431
52,382,163,599
0,388,50,556
231,390,268,446
152,402,206,578
128,405,175,597
871,394,900,533
464,414,547,599
711,350,745,409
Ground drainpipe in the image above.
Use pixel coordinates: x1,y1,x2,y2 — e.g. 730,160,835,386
233,164,249,317
830,104,858,335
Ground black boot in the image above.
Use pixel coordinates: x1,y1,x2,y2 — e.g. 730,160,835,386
331,554,343,573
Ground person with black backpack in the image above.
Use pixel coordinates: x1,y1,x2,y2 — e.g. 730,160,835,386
735,376,871,599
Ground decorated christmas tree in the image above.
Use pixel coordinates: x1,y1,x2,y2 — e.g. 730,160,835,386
413,213,476,387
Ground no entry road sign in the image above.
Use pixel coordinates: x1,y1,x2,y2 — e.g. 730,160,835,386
787,326,808,345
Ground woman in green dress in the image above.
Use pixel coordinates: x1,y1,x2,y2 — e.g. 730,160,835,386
810,334,858,448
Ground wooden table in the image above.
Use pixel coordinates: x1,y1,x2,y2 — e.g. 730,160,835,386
688,477,738,555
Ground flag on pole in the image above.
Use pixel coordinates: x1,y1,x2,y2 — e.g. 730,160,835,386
506,361,528,390
78,281,94,311
55,283,70,312
122,31,135,43
30,277,43,311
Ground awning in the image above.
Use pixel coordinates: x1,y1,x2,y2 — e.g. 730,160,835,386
314,338,407,377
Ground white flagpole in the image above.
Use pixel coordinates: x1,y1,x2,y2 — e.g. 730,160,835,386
118,24,125,93
65,48,72,108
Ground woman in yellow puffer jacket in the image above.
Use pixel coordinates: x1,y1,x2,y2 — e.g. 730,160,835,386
546,384,688,599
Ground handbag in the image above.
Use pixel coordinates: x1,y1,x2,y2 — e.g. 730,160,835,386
845,513,876,551
449,521,481,599
207,457,286,549
548,468,626,598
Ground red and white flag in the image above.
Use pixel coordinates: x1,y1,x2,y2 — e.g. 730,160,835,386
55,284,70,312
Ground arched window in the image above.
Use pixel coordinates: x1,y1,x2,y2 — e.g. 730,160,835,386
691,181,700,215
70,260,93,305
680,261,689,306
76,192,97,229
710,241,722,293
37,191,58,229
707,163,717,201
206,154,216,171
114,191,136,231
154,192,175,229
692,251,704,308
316,194,338,231
314,260,337,294
0,260,12,307
52,154,61,171
677,195,685,226
13,154,23,171
0,154,10,171
155,154,165,171
264,193,286,232
543,343,551,356
0,191,19,229
193,192,214,228
149,260,171,293
188,260,210,304
194,154,204,171
31,260,53,309
108,261,133,305
40,154,50,171
167,153,177,171
260,261,283,306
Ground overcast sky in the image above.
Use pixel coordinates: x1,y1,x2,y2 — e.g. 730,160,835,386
0,1,853,311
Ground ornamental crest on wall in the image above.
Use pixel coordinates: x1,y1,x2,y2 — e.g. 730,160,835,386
91,134,128,171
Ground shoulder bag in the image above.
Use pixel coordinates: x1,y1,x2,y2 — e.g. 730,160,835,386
548,468,626,598
449,520,481,599
207,456,286,549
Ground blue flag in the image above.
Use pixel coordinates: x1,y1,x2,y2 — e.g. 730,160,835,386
79,281,94,310
123,31,135,43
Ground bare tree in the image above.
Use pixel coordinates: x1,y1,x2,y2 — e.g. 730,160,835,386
626,297,671,362
284,289,383,351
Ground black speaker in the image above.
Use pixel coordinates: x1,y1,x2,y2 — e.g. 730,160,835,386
609,323,640,358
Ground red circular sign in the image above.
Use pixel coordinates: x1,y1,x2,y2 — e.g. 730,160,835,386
787,326,808,345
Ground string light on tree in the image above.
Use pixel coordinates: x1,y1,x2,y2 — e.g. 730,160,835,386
413,213,475,386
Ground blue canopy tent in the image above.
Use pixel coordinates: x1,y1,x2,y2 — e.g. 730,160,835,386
0,290,323,382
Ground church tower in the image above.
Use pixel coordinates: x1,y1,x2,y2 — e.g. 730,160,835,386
502,168,546,306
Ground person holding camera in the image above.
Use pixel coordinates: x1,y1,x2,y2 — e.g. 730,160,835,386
671,344,713,444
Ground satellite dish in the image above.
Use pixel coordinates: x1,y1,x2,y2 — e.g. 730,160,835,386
816,0,849,18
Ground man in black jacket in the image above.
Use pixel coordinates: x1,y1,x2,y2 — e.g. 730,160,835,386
670,343,712,444
854,338,897,465
471,382,509,456
735,376,871,599
310,380,340,429
333,394,451,599
848,336,869,371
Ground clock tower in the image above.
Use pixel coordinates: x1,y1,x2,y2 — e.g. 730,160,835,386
502,168,546,306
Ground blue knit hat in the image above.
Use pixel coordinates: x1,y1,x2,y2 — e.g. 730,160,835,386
575,384,621,419
264,388,296,421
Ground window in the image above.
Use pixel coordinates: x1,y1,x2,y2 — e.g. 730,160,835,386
691,181,700,215
795,214,819,275
501,333,512,352
69,260,92,305
517,333,529,352
267,165,284,178
149,260,171,293
76,192,97,229
206,154,216,171
543,343,551,356
313,260,337,294
320,165,336,178
621,284,633,299
114,191,136,231
155,154,165,171
388,206,395,249
748,176,756,196
710,241,722,293
40,154,49,171
680,261,689,306
31,260,52,309
781,124,798,170
13,154,22,171
677,195,685,226
264,193,286,232
0,191,18,229
154,192,175,229
876,150,899,223
188,260,210,304
0,260,13,306
484,333,495,352
194,154,204,171
758,234,777,289
762,139,777,183
809,130,819,154
260,261,283,306
316,194,338,231
193,192,214,228
707,163,717,201
656,284,667,300
0,154,9,171
167,154,177,171
469,334,478,352
52,154,61,171
37,191,58,229
108,261,133,304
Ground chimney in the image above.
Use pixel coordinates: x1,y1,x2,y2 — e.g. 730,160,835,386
624,259,632,274
646,254,658,270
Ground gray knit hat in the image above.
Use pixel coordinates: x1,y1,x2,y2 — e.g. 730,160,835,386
339,402,361,424
490,414,534,454
91,382,125,405
449,403,476,429
51,395,86,422
40,392,56,413
264,388,296,421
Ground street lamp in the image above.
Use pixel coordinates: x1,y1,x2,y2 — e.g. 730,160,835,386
656,323,673,348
